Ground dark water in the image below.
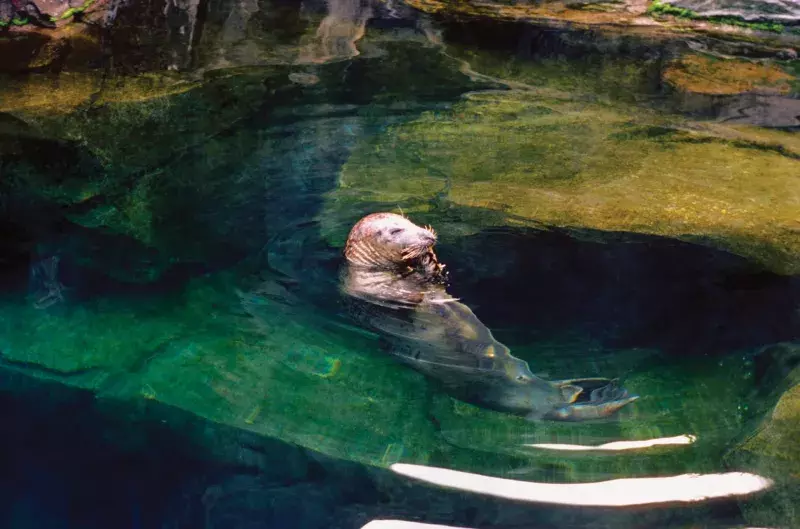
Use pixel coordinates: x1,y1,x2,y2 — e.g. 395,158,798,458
1,0,799,527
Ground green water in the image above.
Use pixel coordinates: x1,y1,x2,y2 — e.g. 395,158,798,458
0,0,799,526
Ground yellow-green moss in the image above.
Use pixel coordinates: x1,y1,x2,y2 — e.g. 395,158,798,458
322,92,800,273
664,53,794,95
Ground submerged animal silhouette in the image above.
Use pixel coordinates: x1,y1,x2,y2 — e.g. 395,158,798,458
341,212,639,421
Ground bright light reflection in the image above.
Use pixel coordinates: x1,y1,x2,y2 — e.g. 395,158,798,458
361,521,474,529
390,464,773,507
526,434,697,452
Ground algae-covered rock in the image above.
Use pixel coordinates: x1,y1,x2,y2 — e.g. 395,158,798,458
0,269,445,469
403,0,800,64
0,265,772,481
729,344,800,473
0,67,271,282
660,0,800,23
738,384,800,470
664,53,795,95
320,90,800,274
724,344,800,529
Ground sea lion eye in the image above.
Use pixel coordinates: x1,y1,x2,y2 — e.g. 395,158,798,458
390,228,404,235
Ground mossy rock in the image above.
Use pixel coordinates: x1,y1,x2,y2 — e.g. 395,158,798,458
320,91,800,274
0,67,276,280
0,267,769,479
738,383,800,470
657,0,800,25
664,53,795,95
729,345,800,476
0,270,442,469
0,244,758,479
725,347,800,529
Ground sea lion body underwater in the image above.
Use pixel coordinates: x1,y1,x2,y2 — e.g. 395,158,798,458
341,212,639,421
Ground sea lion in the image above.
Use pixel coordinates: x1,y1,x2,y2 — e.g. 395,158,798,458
341,212,639,421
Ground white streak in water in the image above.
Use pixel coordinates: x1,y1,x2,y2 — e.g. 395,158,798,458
526,434,697,452
361,522,474,529
390,464,773,507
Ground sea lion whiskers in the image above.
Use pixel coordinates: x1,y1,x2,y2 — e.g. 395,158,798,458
401,243,430,260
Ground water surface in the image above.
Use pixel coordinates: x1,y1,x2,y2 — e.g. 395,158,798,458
1,1,799,527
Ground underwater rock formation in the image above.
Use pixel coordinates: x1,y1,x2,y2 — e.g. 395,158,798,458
663,53,795,95
724,342,800,529
320,91,800,275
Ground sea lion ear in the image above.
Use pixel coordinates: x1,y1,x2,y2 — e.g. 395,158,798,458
558,384,583,404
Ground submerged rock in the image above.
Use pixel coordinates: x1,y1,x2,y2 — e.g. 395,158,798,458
663,53,795,95
321,90,800,274
725,343,800,529
729,343,800,474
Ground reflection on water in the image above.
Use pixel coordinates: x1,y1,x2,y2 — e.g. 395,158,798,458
28,255,65,310
0,0,798,527
298,0,373,63
362,523,473,529
527,434,697,452
391,463,773,507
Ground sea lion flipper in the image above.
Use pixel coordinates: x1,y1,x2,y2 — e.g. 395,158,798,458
558,383,583,404
543,379,639,421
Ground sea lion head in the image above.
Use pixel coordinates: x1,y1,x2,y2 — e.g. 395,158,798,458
344,212,441,272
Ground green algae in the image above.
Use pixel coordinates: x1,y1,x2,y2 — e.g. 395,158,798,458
58,0,96,20
0,67,275,271
738,384,800,471
647,0,695,18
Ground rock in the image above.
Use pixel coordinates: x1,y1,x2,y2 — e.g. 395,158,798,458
660,0,800,23
725,344,800,529
320,90,800,274
673,93,800,128
402,0,800,62
0,67,272,282
663,53,795,95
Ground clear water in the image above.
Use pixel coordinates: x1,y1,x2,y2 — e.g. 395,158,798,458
0,0,799,527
